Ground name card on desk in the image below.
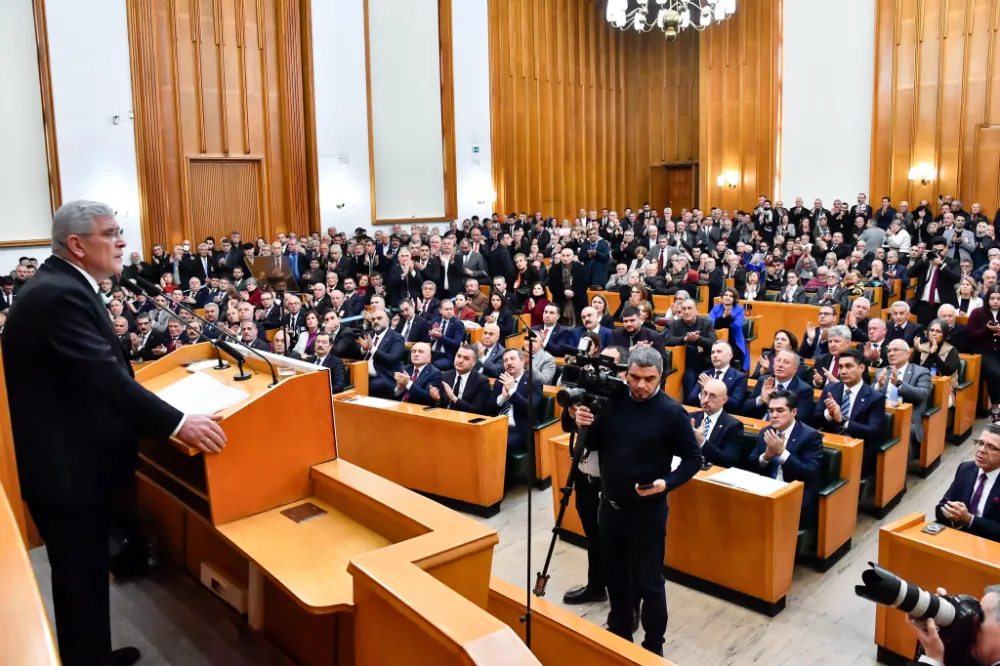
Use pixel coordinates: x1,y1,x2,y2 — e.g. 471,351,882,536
706,467,788,496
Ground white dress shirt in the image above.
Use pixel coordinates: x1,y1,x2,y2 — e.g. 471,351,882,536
367,331,385,377
759,422,796,482
884,363,907,402
825,381,863,424
496,373,523,427
701,409,722,444
971,467,1000,525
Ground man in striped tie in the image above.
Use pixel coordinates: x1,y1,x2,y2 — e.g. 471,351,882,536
936,424,1000,542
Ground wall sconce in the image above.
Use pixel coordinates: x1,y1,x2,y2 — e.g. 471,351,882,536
716,170,738,189
908,163,936,185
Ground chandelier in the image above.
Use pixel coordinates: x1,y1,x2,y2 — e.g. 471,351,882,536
605,0,737,40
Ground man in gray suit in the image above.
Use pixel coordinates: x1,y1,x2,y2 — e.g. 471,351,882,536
524,334,557,385
875,339,933,452
458,238,490,284
648,235,679,275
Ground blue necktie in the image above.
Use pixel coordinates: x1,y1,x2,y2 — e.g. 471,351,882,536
703,415,711,441
840,387,853,426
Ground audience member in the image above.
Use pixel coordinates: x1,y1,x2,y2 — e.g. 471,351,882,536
690,378,745,468
489,349,544,455
430,344,491,413
936,424,1000,542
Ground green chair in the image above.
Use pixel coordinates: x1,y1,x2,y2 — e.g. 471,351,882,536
762,292,779,302
529,395,562,489
948,359,973,445
860,410,902,516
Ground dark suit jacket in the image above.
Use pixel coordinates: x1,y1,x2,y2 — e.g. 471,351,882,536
776,285,809,305
132,329,168,362
180,255,215,284
685,367,748,414
478,343,506,378
438,370,491,414
385,264,423,307
394,315,432,344
343,293,366,319
936,461,1000,543
574,325,614,350
810,285,851,313
548,261,589,319
532,324,575,357
885,321,923,346
740,374,816,423
331,326,362,360
691,410,745,468
430,317,466,362
396,363,443,406
907,258,961,307
663,316,717,370
307,354,347,394
426,256,467,298
370,329,406,384
3,257,183,505
815,382,886,475
488,374,544,450
749,422,824,526
611,326,665,353
416,297,441,319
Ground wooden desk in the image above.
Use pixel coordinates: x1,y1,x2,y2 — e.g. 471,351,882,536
877,404,912,514
345,360,369,396
333,396,508,514
544,434,803,615
875,513,1000,663
914,376,951,477
588,288,711,320
954,353,981,443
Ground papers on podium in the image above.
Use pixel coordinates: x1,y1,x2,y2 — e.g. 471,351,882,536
705,467,788,496
155,371,251,415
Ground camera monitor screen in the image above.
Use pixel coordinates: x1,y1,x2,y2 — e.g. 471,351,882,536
244,255,300,293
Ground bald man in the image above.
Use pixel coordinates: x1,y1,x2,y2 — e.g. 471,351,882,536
689,378,745,468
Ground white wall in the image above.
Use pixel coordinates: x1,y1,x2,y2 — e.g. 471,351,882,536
312,0,493,234
780,0,875,206
0,0,56,269
45,0,144,256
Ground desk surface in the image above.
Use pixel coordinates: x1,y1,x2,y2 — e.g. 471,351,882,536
217,496,392,612
335,394,504,425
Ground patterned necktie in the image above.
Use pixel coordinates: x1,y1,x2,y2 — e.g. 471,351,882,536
971,473,988,517
402,367,420,402
703,415,711,441
840,386,853,425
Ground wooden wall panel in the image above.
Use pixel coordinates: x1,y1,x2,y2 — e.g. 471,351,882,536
128,0,317,255
699,0,781,213
188,159,263,244
489,0,700,222
871,0,1000,210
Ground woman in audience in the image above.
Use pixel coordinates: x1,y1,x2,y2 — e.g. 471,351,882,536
844,270,866,298
884,219,911,258
742,270,763,301
590,294,615,329
159,272,178,295
271,329,301,360
628,246,650,274
512,253,539,303
708,287,749,370
795,254,818,282
479,292,515,338
722,252,747,292
294,310,322,356
956,276,984,315
615,270,643,318
912,318,962,409
750,329,799,379
823,252,838,272
970,287,1000,417
636,301,657,330
626,283,651,315
522,282,550,327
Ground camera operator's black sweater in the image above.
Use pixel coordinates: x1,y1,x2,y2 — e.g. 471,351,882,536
587,390,701,508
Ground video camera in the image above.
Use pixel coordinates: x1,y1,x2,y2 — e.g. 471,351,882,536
556,351,628,412
856,562,983,666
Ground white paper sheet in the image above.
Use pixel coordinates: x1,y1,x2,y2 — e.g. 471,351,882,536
155,371,251,415
342,396,400,409
705,466,788,496
185,359,227,373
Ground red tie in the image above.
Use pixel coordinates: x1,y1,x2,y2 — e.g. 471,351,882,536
831,357,840,378
540,329,549,345
402,367,420,402
927,266,939,305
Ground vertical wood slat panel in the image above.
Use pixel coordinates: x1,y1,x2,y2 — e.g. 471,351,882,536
872,0,1000,211
188,159,262,242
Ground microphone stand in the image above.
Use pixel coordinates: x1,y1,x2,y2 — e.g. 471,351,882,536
129,285,227,370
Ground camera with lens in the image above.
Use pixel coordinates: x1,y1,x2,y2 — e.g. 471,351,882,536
925,251,940,262
856,562,983,666
557,354,628,412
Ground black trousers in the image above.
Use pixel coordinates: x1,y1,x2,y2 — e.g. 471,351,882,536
600,498,668,653
574,474,604,591
982,351,1000,404
912,301,940,327
29,502,113,666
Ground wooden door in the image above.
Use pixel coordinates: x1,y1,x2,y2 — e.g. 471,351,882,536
649,164,698,214
650,167,672,213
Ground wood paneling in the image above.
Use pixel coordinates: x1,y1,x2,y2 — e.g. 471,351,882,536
699,0,781,212
31,0,61,215
127,0,318,255
188,158,263,243
871,0,1000,212
488,0,700,221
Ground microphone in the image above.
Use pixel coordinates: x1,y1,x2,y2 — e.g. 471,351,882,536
126,277,279,387
215,340,252,382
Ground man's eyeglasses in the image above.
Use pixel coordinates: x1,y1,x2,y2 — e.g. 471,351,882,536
975,439,1000,455
80,227,124,240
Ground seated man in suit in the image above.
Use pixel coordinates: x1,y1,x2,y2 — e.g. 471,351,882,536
489,348,544,454
690,378,745,468
937,303,970,354
663,298,717,399
884,300,923,345
799,304,838,359
876,339,932,458
811,325,853,389
393,342,442,405
416,280,441,318
393,298,431,344
430,344,491,414
532,303,575,357
845,297,872,343
523,334,557,385
258,291,282,330
611,306,664,351
322,310,361,360
810,270,851,314
777,271,809,304
306,331,347,394
238,320,269,352
685,340,747,413
749,390,824,528
935,424,1000,543
360,310,405,398
863,318,890,369
429,299,465,371
741,349,816,422
814,348,886,479
341,277,366,318
477,323,505,378
575,306,613,350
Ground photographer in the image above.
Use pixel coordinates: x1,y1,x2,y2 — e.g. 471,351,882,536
573,346,701,656
909,585,1000,665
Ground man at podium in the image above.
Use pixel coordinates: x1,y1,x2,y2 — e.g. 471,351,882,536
2,201,228,666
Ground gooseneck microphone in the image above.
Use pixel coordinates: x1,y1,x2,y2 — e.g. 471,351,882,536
125,277,279,387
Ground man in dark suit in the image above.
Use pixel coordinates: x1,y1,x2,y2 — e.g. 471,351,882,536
575,306,614,350
810,325,856,390
393,342,443,405
2,201,227,666
487,233,516,285
814,349,886,478
849,192,872,221
477,323,506,378
810,270,851,313
533,303,575,357
415,281,441,319
885,301,924,345
936,424,1000,543
341,278,367,318
937,302,971,353
384,248,423,307
322,311,362,360
690,379,745,468
238,320,269,352
305,332,347,394
257,291,281,331
908,239,962,326
685,340,747,413
611,306,665,352
489,348,544,454
129,312,168,361
431,344,491,414
549,247,590,326
749,390,824,528
394,298,432,343
180,243,215,285
777,272,809,304
663,298,717,399
741,349,816,422
429,300,466,371
360,310,406,398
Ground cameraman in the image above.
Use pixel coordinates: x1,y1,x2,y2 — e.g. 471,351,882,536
910,585,1000,665
574,346,701,656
